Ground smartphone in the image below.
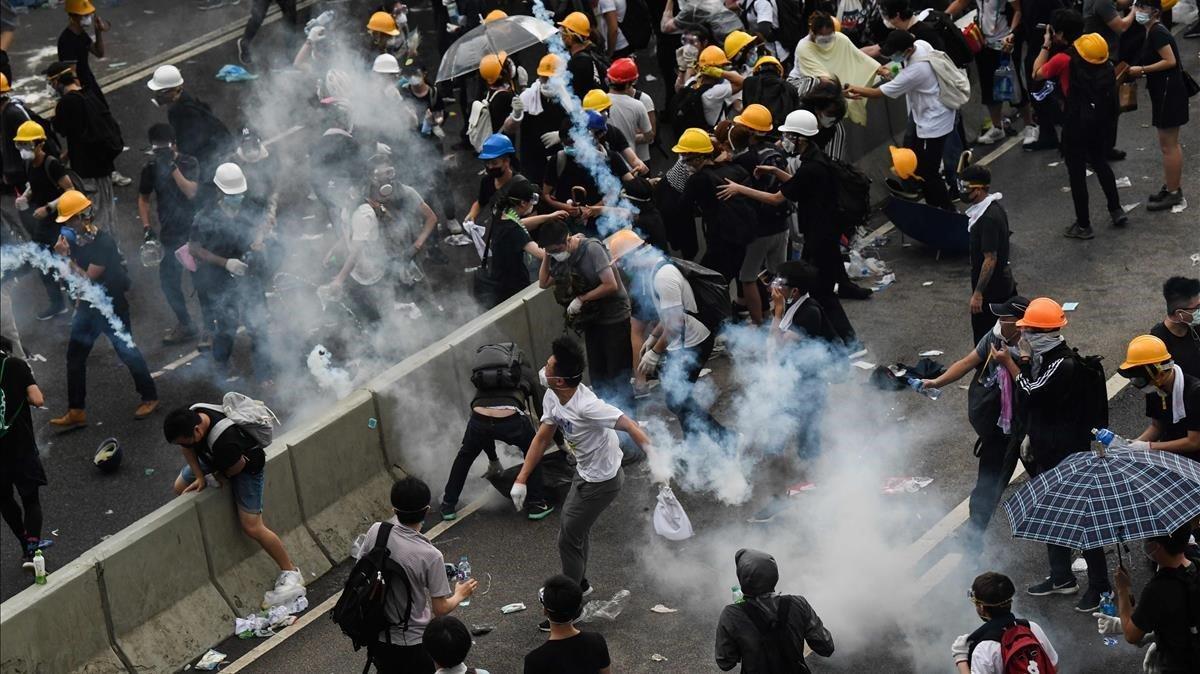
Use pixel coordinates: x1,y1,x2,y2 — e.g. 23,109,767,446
1036,23,1049,30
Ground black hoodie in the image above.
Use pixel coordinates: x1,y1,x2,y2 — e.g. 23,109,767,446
715,548,835,672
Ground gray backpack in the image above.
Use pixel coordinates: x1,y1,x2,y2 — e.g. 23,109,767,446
191,392,279,449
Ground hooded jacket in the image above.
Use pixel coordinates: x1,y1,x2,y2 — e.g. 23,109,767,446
715,548,835,673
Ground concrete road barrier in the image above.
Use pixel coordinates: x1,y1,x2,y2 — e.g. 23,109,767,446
93,497,236,673
196,443,333,616
521,284,568,367
286,388,393,561
0,558,126,673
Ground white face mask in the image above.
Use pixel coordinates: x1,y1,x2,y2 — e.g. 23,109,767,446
780,137,796,155
818,114,837,128
79,15,93,28
19,148,35,161
538,366,551,389
550,250,570,262
1134,11,1151,24
814,34,836,47
1174,307,1200,327
883,17,896,29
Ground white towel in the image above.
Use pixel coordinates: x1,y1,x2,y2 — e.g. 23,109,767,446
519,81,545,117
1171,364,1187,423
965,192,1003,231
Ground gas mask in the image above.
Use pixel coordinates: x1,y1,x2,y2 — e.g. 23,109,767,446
372,165,396,198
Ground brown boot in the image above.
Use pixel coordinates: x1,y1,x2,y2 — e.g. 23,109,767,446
49,409,87,429
134,400,160,419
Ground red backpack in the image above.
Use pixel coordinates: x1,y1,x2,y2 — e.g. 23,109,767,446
999,621,1057,674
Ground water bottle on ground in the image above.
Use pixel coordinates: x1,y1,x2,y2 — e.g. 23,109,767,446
1092,428,1131,450
732,586,744,604
907,377,941,400
457,555,471,606
32,550,47,585
1099,591,1116,617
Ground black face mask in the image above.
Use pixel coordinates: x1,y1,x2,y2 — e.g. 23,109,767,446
486,166,506,178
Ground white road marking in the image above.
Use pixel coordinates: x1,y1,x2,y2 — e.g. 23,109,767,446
150,350,200,379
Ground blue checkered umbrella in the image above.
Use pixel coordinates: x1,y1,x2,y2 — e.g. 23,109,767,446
1004,448,1200,549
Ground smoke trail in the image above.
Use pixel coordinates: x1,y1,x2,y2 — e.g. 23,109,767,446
528,1,637,236
1,242,136,348
306,344,354,398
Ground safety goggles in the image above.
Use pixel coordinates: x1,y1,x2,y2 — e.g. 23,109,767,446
967,588,1011,607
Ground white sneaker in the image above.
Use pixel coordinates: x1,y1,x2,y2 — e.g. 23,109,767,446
977,127,1005,145
263,568,306,609
1022,124,1039,145
110,170,133,187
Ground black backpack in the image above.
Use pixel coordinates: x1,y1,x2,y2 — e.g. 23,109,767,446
15,102,63,159
652,258,732,334
1066,54,1117,130
331,523,414,664
741,596,808,674
922,10,974,67
470,342,526,391
669,82,718,133
66,89,123,163
620,0,653,50
741,72,801,136
1069,349,1109,433
810,151,872,236
748,146,793,223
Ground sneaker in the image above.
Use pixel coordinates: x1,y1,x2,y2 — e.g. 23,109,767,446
632,379,658,399
35,304,69,321
1148,186,1170,202
482,459,504,480
237,38,253,66
263,568,306,609
1026,576,1079,596
1106,148,1127,161
134,400,160,419
162,324,198,345
1109,207,1129,227
1074,586,1104,612
440,504,457,521
977,126,1006,145
1063,223,1095,240
110,171,133,187
580,578,593,597
837,281,873,300
538,619,551,632
1146,189,1183,212
1022,124,1039,145
1023,137,1058,152
526,502,554,520
196,332,213,352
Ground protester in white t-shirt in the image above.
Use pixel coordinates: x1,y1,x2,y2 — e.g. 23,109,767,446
598,0,629,57
511,336,658,606
606,57,656,162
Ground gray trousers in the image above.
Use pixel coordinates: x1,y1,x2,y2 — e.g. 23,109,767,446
558,468,623,585
79,176,115,235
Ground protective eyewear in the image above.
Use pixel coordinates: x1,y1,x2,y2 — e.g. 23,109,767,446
967,588,1011,607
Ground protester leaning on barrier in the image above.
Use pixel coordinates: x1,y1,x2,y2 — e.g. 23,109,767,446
952,571,1060,674
525,574,612,673
1151,277,1200,378
715,548,835,673
1117,335,1200,455
0,335,50,569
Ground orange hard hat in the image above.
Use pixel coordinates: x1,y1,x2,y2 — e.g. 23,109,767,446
607,229,645,261
558,12,591,38
1015,297,1068,330
367,11,401,36
479,52,508,84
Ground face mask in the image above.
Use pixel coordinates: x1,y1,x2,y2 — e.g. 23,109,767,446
79,15,93,28
239,146,265,162
1135,11,1151,24
563,146,577,157
19,148,34,161
1129,376,1155,391
780,137,796,154
550,250,570,262
223,194,245,208
883,17,896,29
538,366,551,388
153,146,173,161
814,35,835,47
486,166,506,178
818,114,837,128
891,55,905,65
1174,308,1200,327
1024,332,1061,354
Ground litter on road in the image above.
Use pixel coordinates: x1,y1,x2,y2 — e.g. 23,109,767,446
500,602,527,614
651,653,670,662
881,477,934,494
650,604,679,614
1061,302,1079,311
193,649,226,671
919,350,943,357
1115,176,1132,188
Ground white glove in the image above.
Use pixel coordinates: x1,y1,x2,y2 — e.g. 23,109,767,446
1128,440,1151,451
511,94,524,114
1092,612,1123,635
307,25,327,43
540,131,561,148
638,350,661,377
640,337,657,358
224,258,249,276
1143,642,1157,671
509,481,527,511
567,297,584,316
951,634,970,664
15,192,29,211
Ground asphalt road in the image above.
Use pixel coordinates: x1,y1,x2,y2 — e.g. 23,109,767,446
2,3,1199,673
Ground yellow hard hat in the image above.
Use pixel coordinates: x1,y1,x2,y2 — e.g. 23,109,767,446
698,45,730,69
723,30,758,60
1015,297,1068,330
889,146,919,180
479,52,508,84
1120,335,1172,370
484,9,508,22
753,55,782,74
0,72,9,93
367,11,401,36
558,11,591,38
672,127,715,155
537,54,562,77
1162,0,1178,10
1073,33,1108,65
734,104,773,133
14,121,47,142
56,190,93,223
582,89,612,112
607,229,645,261
65,0,95,15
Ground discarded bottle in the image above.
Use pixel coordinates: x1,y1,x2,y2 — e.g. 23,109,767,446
907,377,941,400
732,585,744,604
444,0,461,22
1092,428,1131,450
578,589,631,623
139,231,163,268
457,556,472,606
32,550,47,585
1099,592,1117,617
1103,636,1119,647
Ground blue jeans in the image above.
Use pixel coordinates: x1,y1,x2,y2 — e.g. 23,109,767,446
180,461,265,514
66,299,157,409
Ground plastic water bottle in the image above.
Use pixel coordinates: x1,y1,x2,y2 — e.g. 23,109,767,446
1092,428,1131,449
444,0,461,23
457,556,471,606
907,377,942,400
32,550,47,585
1099,591,1117,617
732,586,744,604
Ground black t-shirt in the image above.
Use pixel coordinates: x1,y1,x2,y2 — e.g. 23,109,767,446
682,163,759,245
57,29,99,93
968,201,1016,300
602,125,629,155
52,90,114,178
1131,561,1200,673
27,156,69,209
567,51,604,99
197,409,266,474
518,95,568,186
139,153,200,246
191,204,254,261
71,231,128,297
486,89,515,135
523,631,611,674
732,144,789,236
477,173,530,227
1139,24,1187,103
1146,374,1200,444
239,153,281,213
544,149,628,207
780,149,836,241
0,355,37,455
487,214,533,302
1151,323,1200,379
785,297,841,343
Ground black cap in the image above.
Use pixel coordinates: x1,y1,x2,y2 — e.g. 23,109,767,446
989,295,1030,318
881,30,916,58
960,164,992,187
43,61,77,79
621,176,654,203
1134,0,1161,8
505,177,537,203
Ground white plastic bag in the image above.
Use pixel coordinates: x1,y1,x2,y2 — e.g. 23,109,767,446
653,485,694,541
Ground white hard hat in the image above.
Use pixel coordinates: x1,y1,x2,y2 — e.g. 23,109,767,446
147,64,184,91
213,162,247,195
372,53,400,74
778,109,819,137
